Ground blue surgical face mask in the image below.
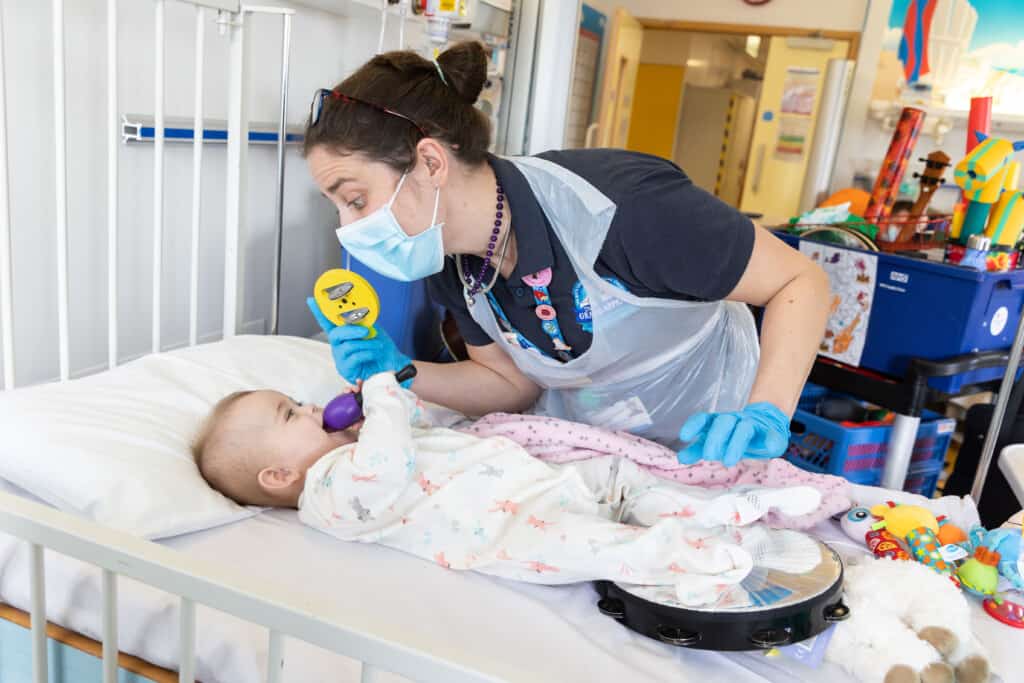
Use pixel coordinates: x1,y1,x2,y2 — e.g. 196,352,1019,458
335,173,444,282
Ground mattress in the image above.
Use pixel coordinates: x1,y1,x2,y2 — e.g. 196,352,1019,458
0,478,1017,683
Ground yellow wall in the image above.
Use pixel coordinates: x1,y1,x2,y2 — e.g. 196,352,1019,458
626,63,685,159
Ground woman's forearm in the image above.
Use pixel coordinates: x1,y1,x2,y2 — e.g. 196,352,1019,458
746,266,831,416
410,357,541,417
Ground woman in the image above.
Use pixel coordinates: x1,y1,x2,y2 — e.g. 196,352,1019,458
303,42,830,465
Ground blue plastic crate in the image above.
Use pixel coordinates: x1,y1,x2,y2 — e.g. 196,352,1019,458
785,390,954,492
776,231,1024,392
903,462,944,498
797,383,828,411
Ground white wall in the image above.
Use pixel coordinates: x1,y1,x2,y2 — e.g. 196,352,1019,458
1,0,416,386
583,0,869,32
832,0,892,192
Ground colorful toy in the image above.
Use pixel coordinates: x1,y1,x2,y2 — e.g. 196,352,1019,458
907,525,957,579
841,506,876,539
937,516,968,545
870,501,938,539
312,268,381,339
983,596,1024,629
950,97,994,243
864,107,926,224
957,547,1001,597
985,167,1024,247
953,132,1024,241
967,98,993,153
978,528,1024,591
820,188,870,217
866,527,911,561
965,525,988,552
322,364,418,432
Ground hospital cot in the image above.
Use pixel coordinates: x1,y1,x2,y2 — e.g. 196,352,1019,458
0,2,1022,683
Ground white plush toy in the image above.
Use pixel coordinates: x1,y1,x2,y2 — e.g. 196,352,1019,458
825,556,991,683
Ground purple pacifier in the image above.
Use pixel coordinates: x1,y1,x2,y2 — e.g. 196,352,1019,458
322,365,417,431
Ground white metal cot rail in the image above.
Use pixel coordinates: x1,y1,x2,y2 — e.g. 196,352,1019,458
0,490,499,683
0,0,495,681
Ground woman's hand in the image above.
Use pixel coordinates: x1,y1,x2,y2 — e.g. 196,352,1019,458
307,298,413,386
676,402,790,467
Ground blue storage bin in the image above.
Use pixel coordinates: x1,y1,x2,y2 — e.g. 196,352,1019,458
786,385,954,497
903,462,944,499
776,232,1024,392
797,383,828,411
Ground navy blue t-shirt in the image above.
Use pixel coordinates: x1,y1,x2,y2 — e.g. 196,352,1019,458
426,149,755,357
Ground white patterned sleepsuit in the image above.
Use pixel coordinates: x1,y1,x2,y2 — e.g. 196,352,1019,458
297,374,821,605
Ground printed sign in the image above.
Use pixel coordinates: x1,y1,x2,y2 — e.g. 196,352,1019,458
801,243,878,367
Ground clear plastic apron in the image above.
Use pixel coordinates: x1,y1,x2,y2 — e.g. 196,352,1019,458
464,156,760,450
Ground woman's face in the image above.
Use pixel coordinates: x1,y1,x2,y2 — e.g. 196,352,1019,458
307,145,436,237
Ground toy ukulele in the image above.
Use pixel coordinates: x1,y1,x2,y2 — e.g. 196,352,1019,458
898,151,951,242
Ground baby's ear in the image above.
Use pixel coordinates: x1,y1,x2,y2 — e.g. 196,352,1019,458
258,466,301,490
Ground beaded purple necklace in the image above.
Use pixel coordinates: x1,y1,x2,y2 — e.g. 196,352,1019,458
460,182,505,300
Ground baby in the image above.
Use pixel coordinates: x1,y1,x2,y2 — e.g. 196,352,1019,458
193,373,824,605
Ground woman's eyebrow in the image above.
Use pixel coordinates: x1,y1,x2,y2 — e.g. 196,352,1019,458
326,177,356,195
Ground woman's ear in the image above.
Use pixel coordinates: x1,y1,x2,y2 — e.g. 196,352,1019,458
258,466,301,491
415,138,450,188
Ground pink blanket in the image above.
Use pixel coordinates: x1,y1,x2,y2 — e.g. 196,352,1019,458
460,413,851,530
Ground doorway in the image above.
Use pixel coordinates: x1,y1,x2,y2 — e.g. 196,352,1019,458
577,11,859,221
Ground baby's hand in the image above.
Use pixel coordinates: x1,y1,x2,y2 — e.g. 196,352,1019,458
348,379,364,395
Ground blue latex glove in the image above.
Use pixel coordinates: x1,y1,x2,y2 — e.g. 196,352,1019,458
676,402,790,467
307,297,413,387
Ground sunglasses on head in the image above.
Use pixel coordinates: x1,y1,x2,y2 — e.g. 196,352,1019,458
308,88,427,137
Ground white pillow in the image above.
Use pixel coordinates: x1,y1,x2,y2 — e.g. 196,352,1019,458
0,335,347,539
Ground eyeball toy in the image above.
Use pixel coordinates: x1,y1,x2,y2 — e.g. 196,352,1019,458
313,268,380,339
841,506,875,542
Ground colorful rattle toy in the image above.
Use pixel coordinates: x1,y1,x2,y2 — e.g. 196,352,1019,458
869,502,938,539
983,596,1024,629
313,268,381,339
906,525,956,579
322,365,418,432
312,268,417,432
866,527,911,561
958,547,1002,597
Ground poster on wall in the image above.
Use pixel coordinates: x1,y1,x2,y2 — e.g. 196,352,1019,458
881,0,1024,113
774,116,812,159
773,67,819,161
779,67,820,116
799,243,877,367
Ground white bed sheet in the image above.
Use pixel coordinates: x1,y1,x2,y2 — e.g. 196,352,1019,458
0,478,1017,683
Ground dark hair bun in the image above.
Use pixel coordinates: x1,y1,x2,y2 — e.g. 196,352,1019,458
437,41,488,105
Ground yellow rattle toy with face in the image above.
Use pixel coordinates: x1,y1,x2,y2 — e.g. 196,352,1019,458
313,269,380,339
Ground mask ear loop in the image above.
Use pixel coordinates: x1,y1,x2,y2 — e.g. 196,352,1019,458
386,172,409,208
429,183,442,228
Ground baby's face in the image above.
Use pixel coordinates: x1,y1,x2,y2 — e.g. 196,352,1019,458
227,390,360,476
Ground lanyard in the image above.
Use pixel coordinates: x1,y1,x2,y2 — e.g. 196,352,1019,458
485,267,574,362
